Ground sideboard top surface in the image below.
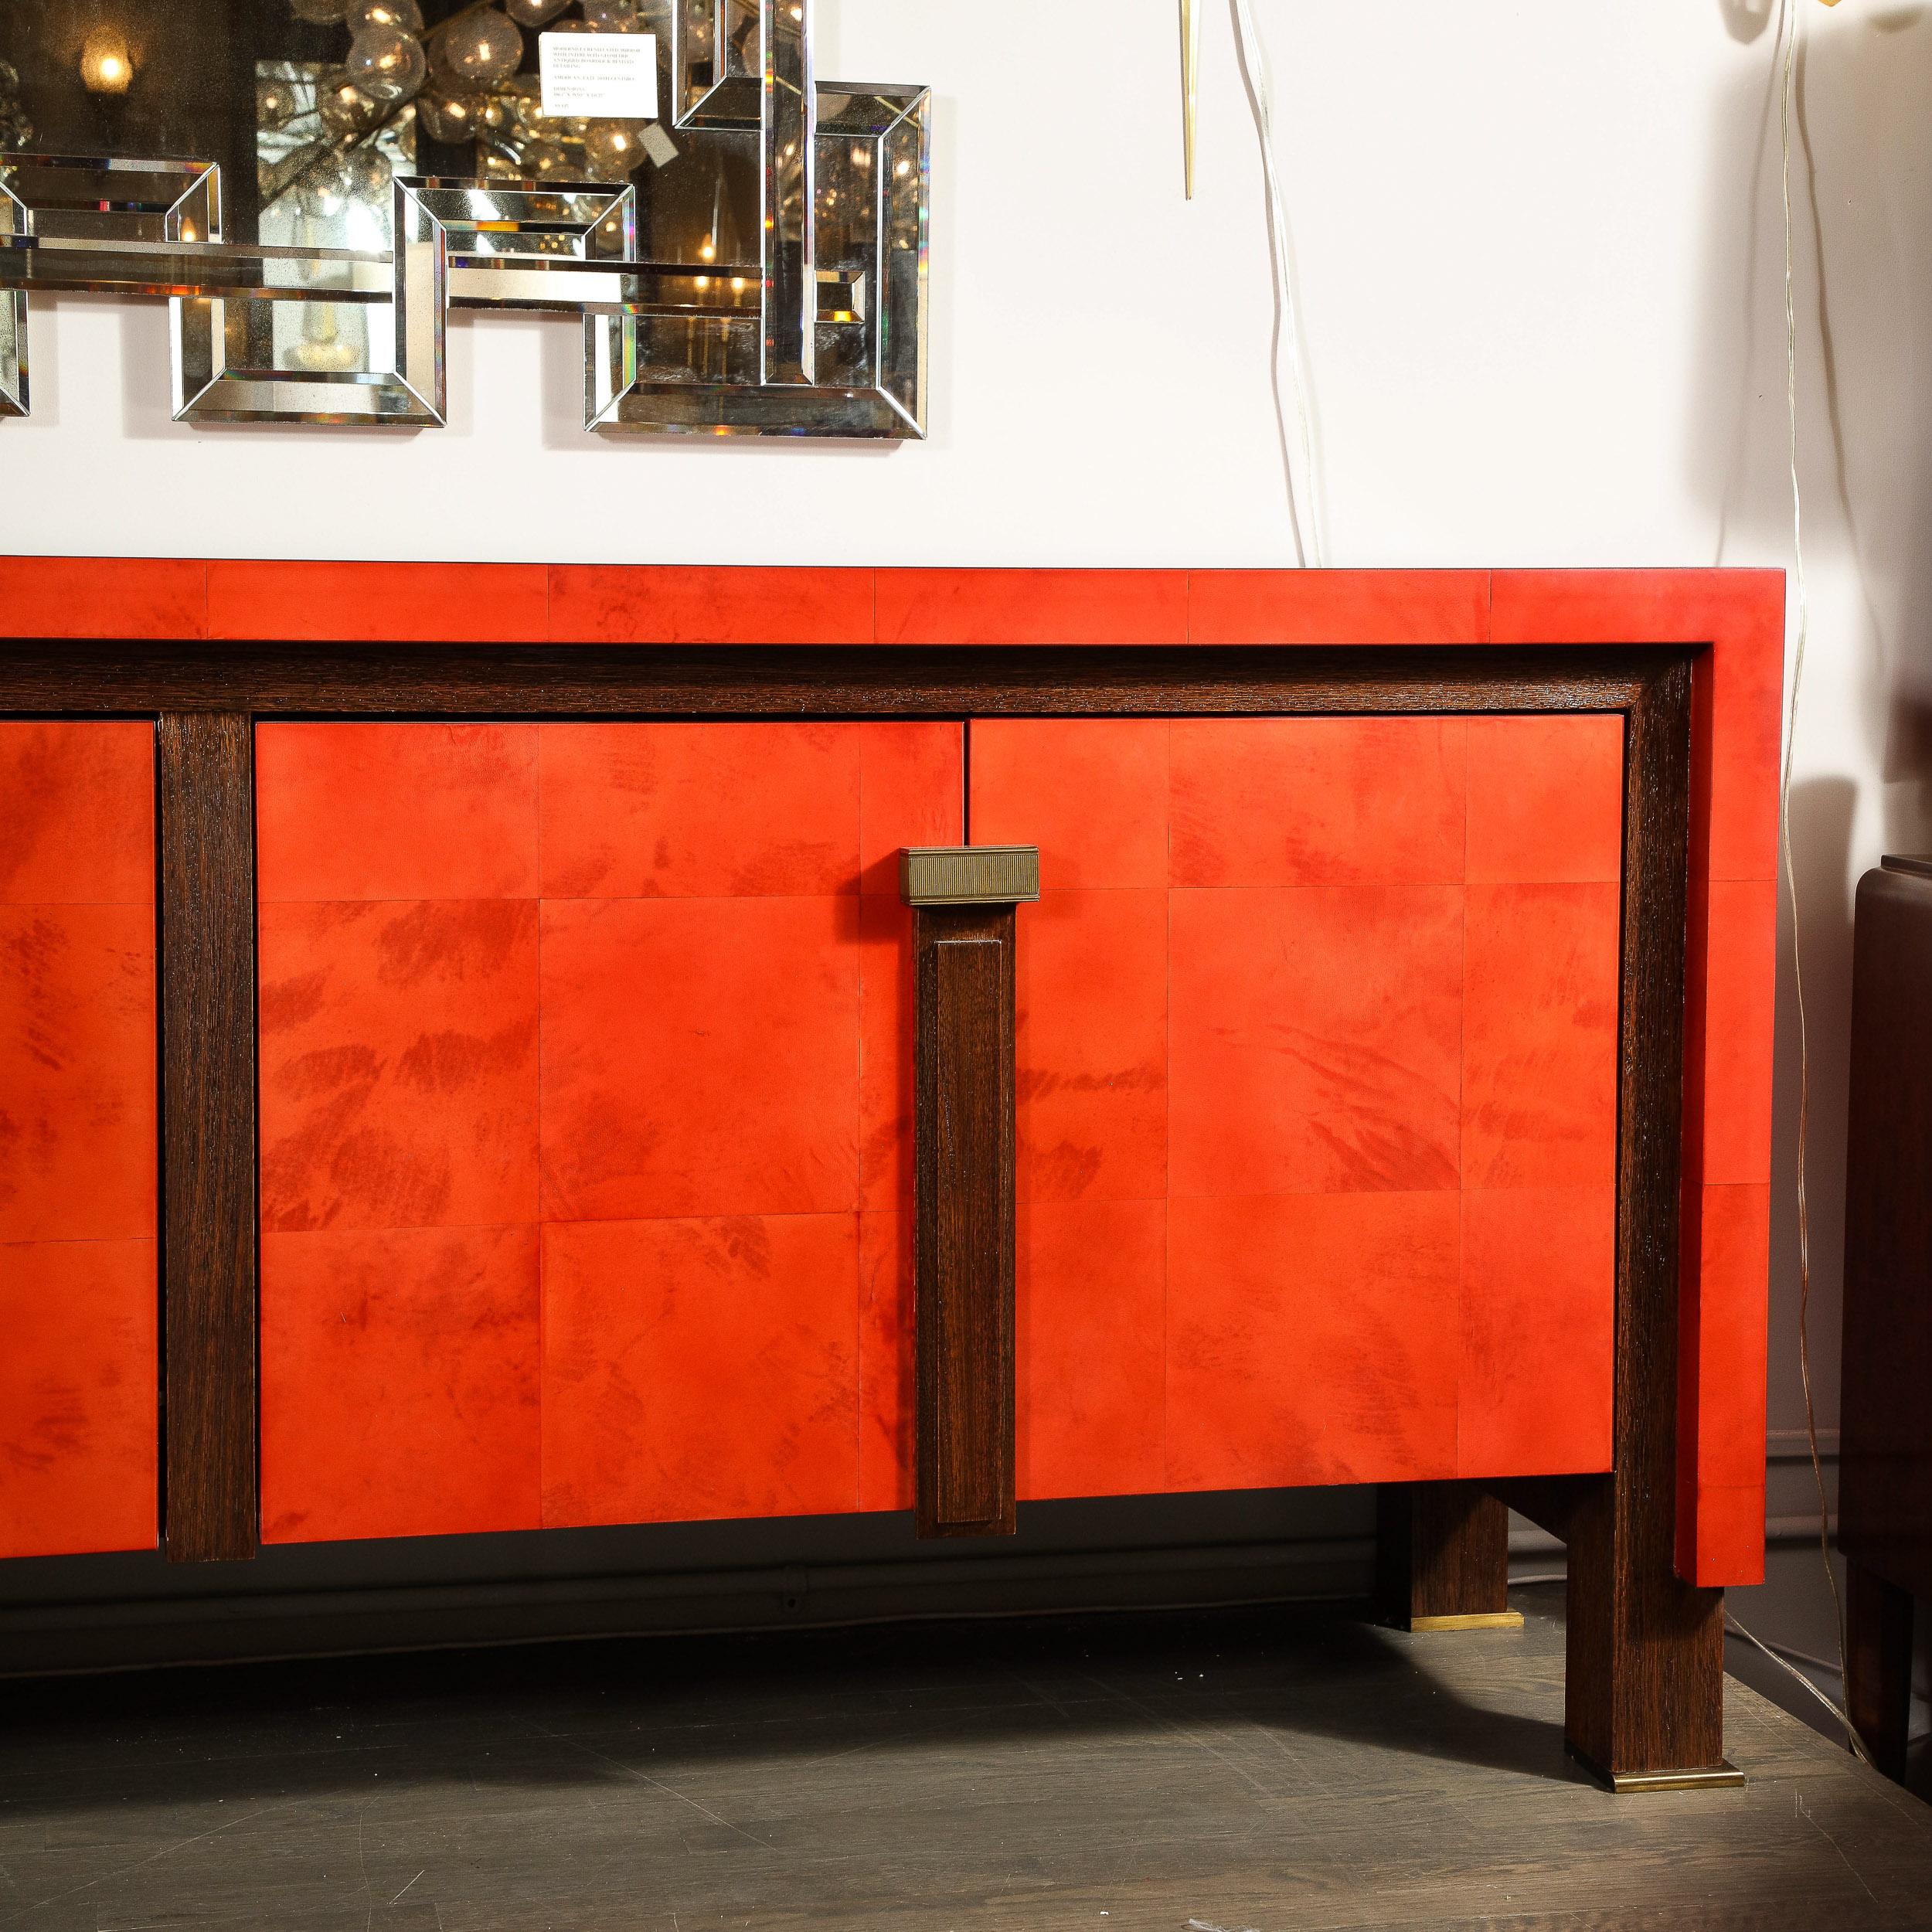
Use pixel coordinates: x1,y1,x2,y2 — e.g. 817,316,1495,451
0,559,1784,650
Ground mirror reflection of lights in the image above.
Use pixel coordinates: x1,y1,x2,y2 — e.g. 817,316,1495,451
80,28,134,94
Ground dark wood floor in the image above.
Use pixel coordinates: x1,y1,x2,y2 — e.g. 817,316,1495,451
0,1586,1927,1931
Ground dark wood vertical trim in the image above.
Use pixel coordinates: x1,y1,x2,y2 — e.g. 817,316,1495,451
1376,1483,1517,1631
913,904,1017,1538
1846,1560,1915,1782
158,712,258,1564
1564,656,1730,1784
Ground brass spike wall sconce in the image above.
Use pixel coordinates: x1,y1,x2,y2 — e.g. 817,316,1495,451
1180,0,1198,199
0,0,927,437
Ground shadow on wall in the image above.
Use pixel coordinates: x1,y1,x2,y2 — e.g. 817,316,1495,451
1700,0,1932,844
1774,774,1856,1419
1719,0,1778,42
1695,0,1932,1437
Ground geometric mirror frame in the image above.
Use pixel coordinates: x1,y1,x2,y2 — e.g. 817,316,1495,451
596,77,929,438
174,178,648,427
174,175,448,427
0,0,929,439
2,153,223,420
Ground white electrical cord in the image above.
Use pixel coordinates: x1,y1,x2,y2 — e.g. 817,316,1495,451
1774,0,1856,1747
1730,1611,1875,1764
1512,1575,1875,1765
1228,0,1325,567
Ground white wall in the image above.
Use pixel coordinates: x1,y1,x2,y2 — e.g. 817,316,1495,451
4,0,1925,1714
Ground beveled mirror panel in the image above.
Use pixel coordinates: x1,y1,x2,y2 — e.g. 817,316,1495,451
0,1,928,435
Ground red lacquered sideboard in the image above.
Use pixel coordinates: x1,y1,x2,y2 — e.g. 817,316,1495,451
0,562,1781,1791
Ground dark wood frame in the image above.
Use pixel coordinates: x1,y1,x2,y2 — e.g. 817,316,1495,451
910,901,1019,1539
1,637,1721,1784
156,713,258,1564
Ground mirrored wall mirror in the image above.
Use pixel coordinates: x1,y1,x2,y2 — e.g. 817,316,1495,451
0,2,929,435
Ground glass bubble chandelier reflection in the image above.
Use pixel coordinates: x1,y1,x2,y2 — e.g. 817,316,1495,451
267,0,657,209
0,61,32,150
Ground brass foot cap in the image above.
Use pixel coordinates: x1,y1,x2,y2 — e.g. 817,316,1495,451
1570,1750,1744,1794
1403,1610,1526,1634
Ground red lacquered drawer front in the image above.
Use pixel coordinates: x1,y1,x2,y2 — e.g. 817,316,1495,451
965,714,1624,1502
0,722,158,1559
255,720,961,1543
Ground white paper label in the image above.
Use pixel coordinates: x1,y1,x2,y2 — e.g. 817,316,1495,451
538,33,659,119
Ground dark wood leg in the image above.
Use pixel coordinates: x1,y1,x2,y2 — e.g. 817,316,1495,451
1563,1478,1729,1789
1847,1562,1915,1782
1563,659,1734,1791
908,850,1032,1539
158,712,258,1563
1376,1482,1519,1631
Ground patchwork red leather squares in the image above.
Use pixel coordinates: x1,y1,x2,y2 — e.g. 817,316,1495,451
541,1213,861,1526
260,1223,541,1544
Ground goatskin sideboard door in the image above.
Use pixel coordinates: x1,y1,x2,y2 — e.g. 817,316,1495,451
254,721,961,1543
0,722,158,1559
960,714,1625,1504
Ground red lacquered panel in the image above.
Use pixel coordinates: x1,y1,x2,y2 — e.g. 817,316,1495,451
1461,883,1621,1191
258,719,546,1543
539,894,859,1222
876,569,1189,646
0,556,206,640
0,1240,158,1559
535,722,957,1530
549,565,875,645
1170,884,1464,1199
1014,887,1169,1206
257,720,960,1541
207,560,549,644
1464,716,1624,884
1166,1191,1463,1489
1458,1188,1616,1478
0,901,158,1244
1,720,160,904
859,1210,913,1511
259,1224,541,1543
1170,717,1467,886
859,894,917,1213
1681,1181,1772,1584
1696,879,1777,1187
970,714,1624,1500
256,724,539,903
539,722,861,900
258,899,541,1235
1185,569,1491,647
971,719,1169,889
0,722,157,1560
542,1214,861,1526
1017,1198,1167,1501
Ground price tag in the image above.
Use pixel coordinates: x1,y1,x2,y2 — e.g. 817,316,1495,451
538,33,660,120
